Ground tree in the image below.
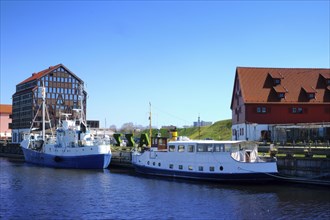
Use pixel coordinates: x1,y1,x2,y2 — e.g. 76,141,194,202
109,125,117,132
120,122,134,133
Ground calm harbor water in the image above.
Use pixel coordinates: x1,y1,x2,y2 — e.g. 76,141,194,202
1,157,329,220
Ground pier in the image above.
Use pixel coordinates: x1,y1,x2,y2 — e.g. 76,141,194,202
1,142,330,185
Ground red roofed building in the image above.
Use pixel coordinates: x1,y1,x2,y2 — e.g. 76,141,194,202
231,67,330,142
0,104,12,140
10,64,87,143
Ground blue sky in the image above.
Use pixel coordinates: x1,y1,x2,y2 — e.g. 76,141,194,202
1,1,329,128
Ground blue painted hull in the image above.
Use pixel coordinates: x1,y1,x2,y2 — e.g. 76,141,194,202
133,164,278,183
22,148,111,169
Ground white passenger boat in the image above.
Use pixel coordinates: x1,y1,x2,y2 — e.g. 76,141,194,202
132,136,278,182
20,86,111,169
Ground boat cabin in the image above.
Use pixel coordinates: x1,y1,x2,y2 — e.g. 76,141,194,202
150,138,260,163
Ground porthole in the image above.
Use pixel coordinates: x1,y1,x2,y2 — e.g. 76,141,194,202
147,161,150,165
220,166,224,171
153,162,156,166
158,163,161,167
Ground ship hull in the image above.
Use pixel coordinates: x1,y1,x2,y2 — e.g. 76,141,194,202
22,147,111,169
133,164,277,183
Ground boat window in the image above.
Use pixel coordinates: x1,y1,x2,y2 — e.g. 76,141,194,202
169,164,173,169
219,166,224,171
230,144,239,152
188,165,193,171
187,145,195,152
198,166,203,171
178,145,185,152
197,144,213,152
214,144,225,152
169,145,175,152
197,144,206,152
179,165,183,170
209,166,215,172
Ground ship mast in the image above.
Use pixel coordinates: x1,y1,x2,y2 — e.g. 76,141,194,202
42,85,46,141
149,102,152,147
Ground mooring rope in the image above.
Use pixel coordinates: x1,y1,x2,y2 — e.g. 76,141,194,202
238,166,330,185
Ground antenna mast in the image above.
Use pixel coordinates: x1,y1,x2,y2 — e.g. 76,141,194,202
198,114,201,139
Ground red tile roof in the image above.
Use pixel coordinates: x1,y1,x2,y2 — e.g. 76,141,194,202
232,67,330,106
18,64,82,86
0,104,12,114
18,64,62,85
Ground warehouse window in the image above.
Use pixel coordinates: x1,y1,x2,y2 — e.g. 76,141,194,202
292,107,303,114
257,107,267,114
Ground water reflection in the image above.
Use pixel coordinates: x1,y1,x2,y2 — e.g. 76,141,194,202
1,158,329,220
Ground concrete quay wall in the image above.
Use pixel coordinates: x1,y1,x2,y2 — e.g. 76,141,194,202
277,157,330,179
0,143,23,158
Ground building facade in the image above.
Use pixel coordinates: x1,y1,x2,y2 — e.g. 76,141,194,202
193,115,212,127
10,64,87,143
193,121,212,127
87,120,100,129
231,67,330,142
0,104,12,141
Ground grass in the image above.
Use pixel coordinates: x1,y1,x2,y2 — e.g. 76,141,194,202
141,119,232,140
185,119,232,140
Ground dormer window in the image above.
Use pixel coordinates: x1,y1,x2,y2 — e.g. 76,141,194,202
320,73,330,86
302,86,316,100
308,93,315,99
269,71,283,86
273,85,287,99
274,79,281,86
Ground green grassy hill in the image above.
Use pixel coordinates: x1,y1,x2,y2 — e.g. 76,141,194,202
146,119,232,140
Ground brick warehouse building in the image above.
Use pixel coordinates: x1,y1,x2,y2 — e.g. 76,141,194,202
10,64,87,143
231,67,330,143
